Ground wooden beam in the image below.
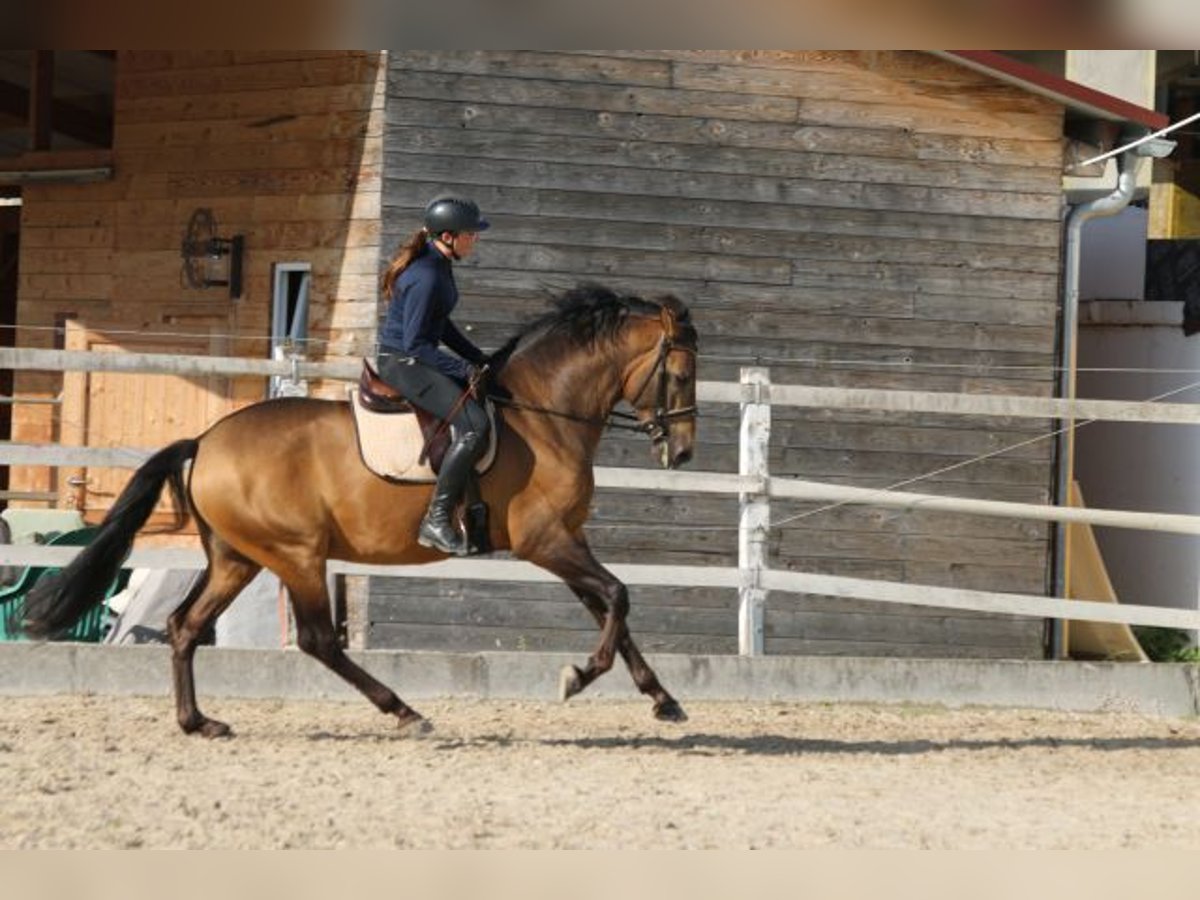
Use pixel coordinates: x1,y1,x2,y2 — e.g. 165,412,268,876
29,51,53,151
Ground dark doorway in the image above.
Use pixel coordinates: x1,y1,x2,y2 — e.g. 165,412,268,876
0,195,18,510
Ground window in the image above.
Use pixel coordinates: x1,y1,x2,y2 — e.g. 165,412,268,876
269,262,312,398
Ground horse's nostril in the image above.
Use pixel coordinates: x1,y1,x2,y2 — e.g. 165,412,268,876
672,448,693,469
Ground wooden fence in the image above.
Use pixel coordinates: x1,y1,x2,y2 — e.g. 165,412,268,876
4,345,1200,654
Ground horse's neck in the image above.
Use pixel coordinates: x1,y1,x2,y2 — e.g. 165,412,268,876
499,342,627,438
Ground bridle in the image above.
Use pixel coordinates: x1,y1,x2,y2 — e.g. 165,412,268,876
619,332,698,441
490,319,698,439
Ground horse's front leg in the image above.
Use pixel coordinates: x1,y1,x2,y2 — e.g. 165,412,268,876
526,532,686,722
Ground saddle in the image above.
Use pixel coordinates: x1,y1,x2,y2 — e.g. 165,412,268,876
356,361,449,465
351,360,498,479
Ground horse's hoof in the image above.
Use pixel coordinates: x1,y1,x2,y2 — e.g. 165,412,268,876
559,665,583,702
653,699,688,723
197,719,233,738
396,711,433,737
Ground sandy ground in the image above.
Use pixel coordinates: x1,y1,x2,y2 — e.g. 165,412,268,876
1,694,1198,849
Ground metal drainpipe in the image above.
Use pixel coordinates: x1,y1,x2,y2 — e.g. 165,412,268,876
1049,148,1143,659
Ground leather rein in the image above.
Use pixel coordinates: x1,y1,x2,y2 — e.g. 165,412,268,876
488,327,698,439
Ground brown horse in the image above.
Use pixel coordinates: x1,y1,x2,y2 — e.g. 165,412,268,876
19,285,698,736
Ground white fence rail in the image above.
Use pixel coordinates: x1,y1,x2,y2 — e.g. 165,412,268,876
4,346,1200,647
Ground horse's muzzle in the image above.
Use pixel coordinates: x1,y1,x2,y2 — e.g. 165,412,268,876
655,434,693,470
668,447,693,469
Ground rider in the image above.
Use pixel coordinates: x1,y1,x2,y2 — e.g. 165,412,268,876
377,195,491,556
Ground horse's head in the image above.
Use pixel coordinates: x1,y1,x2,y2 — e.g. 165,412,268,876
622,295,698,470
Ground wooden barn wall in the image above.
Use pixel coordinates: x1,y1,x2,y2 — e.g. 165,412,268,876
368,50,1066,658
11,51,383,529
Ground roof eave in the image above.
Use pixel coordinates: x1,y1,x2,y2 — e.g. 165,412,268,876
932,50,1168,132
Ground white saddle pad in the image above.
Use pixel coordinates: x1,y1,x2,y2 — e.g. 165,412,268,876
349,389,497,483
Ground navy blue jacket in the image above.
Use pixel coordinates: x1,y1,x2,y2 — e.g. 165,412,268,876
379,242,485,382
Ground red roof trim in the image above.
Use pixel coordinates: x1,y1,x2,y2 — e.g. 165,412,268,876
939,50,1168,131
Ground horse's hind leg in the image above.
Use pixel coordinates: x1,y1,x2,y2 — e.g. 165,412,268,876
530,532,686,722
167,538,261,737
283,567,429,734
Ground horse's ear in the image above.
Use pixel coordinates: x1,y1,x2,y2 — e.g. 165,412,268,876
659,303,679,339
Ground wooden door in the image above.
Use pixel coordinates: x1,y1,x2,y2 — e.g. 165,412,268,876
59,321,232,534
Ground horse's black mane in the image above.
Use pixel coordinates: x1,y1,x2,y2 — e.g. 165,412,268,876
489,284,691,371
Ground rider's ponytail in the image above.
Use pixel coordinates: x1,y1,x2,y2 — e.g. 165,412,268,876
381,228,429,297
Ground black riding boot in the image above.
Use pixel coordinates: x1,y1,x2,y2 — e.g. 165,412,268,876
418,430,484,556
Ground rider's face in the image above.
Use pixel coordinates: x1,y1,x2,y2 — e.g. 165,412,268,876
451,231,479,259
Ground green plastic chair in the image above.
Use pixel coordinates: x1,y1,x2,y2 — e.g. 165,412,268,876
0,526,130,642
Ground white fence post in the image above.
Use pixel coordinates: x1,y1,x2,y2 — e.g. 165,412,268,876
739,366,770,656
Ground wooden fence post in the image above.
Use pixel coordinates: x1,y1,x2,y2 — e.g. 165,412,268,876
739,366,770,655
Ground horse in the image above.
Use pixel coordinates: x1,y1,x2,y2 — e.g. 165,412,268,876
18,285,699,737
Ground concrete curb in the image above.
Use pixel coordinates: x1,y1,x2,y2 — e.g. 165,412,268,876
1,643,1198,716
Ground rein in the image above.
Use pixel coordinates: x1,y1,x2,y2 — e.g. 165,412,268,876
489,328,698,438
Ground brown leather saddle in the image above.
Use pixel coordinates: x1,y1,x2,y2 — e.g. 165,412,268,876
358,360,454,471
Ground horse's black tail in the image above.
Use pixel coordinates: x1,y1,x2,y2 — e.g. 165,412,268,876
19,438,199,639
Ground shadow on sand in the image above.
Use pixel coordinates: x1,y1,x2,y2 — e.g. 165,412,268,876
425,732,1200,757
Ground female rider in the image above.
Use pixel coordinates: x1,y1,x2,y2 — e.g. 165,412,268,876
377,195,491,556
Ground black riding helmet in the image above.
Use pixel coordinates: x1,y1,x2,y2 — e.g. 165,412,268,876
424,195,490,235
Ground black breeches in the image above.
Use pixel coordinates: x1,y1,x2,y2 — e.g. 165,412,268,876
376,355,489,441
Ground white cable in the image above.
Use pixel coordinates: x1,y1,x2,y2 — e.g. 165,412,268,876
1078,109,1200,167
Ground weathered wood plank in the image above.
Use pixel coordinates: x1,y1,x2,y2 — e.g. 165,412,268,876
788,260,1059,299
901,562,1049,594
391,50,673,88
453,273,1059,327
772,528,1047,567
449,215,1061,275
117,111,382,149
116,139,381,176
117,218,380,253
120,83,385,124
671,61,1059,118
19,247,116,275
764,606,1043,646
763,637,1041,659
773,447,1049,486
386,68,800,123
383,124,1061,195
470,241,791,286
164,166,381,200
120,55,379,99
386,97,1062,170
384,156,1061,220
119,51,362,73
367,622,736,655
605,51,1008,85
368,594,736,636
19,226,114,249
385,180,1061,246
368,578,738,610
768,418,1056,459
